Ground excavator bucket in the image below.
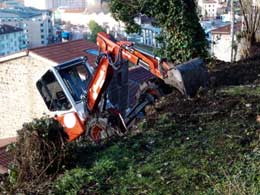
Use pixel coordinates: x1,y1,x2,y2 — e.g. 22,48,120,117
164,58,209,97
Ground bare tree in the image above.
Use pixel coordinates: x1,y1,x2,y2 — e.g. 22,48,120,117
239,0,260,46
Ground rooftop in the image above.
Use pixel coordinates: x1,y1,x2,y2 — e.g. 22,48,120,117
0,137,16,174
211,22,242,35
0,6,49,18
29,39,98,65
0,24,23,35
203,0,218,4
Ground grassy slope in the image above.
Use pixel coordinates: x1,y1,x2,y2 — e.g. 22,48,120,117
54,86,260,195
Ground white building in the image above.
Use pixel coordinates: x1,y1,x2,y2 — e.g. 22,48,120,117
0,7,53,48
55,7,121,31
0,24,27,56
198,0,227,19
211,22,242,62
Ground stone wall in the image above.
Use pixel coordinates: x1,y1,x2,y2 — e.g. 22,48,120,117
0,56,51,138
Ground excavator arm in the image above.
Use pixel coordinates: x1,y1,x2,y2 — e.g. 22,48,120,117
86,32,208,113
96,32,166,79
97,32,208,93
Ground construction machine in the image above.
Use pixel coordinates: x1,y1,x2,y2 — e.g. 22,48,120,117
36,32,208,143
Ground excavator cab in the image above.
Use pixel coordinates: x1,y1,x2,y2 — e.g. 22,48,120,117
37,57,96,141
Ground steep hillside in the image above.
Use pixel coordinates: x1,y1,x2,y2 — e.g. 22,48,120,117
1,57,260,194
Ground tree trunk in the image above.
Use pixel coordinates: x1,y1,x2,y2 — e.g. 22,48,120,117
250,32,256,45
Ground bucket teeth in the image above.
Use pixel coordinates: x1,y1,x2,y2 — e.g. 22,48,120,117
164,58,209,97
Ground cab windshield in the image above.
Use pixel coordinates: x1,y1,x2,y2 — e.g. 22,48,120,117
59,64,90,102
36,70,72,111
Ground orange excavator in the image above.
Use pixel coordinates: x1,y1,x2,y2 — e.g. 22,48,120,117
36,32,208,143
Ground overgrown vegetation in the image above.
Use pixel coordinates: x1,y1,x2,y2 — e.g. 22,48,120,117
109,0,208,62
2,51,260,194
52,89,260,194
1,118,68,194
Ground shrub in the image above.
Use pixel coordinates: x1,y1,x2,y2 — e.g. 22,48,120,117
7,117,67,192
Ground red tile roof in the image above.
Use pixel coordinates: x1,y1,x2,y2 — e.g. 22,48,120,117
211,22,242,35
0,137,16,174
0,137,16,148
29,39,98,65
0,147,12,174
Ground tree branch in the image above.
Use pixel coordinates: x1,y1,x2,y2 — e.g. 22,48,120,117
239,0,250,32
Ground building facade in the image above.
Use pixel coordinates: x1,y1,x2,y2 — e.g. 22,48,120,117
0,24,27,56
131,15,160,48
211,22,242,62
0,7,53,48
198,0,227,19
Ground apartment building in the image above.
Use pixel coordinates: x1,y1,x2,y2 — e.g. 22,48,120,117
198,0,227,19
0,6,53,48
0,24,27,56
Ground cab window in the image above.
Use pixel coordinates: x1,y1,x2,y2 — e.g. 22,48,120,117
36,70,72,111
59,64,89,102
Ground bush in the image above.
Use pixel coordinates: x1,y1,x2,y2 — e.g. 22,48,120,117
7,117,67,192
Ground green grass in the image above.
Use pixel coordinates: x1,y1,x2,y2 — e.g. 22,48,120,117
53,100,260,195
219,85,260,96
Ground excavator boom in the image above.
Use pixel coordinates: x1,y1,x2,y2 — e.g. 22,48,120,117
96,32,208,97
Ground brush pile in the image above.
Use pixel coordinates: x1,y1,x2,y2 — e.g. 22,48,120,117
5,117,67,193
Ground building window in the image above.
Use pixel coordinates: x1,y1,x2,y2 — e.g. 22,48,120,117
40,23,44,27
41,41,45,44
41,35,45,39
41,29,44,33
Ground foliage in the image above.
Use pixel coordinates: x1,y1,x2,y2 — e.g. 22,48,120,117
220,85,260,96
87,20,105,42
54,159,117,195
5,117,67,193
109,0,208,62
